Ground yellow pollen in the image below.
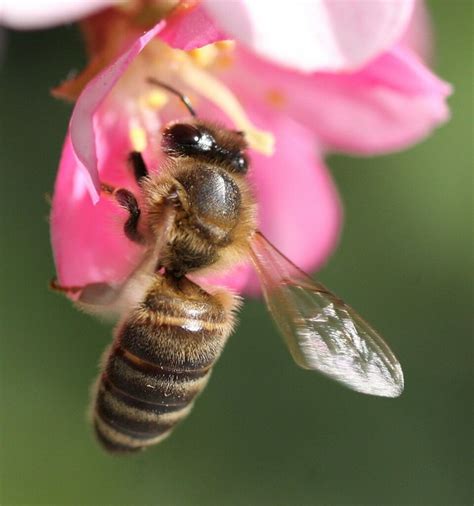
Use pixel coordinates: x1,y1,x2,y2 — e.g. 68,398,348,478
142,90,169,109
130,124,147,152
215,40,236,51
189,45,219,67
188,40,237,70
266,89,287,109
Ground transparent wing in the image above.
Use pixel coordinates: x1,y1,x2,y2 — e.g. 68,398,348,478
249,232,404,397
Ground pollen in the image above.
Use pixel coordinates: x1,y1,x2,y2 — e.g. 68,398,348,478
265,89,287,109
130,124,147,152
142,90,169,109
215,40,236,51
189,45,219,67
189,41,236,69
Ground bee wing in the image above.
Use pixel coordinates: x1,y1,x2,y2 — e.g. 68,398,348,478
78,282,123,306
248,232,404,398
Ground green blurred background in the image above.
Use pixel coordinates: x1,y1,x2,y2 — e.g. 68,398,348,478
0,1,472,505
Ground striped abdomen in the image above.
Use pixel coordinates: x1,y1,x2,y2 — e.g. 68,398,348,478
92,276,237,453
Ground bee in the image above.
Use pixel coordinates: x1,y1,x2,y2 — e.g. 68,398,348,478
52,80,404,453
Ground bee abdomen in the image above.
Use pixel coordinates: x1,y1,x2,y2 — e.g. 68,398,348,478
93,345,212,453
92,278,236,453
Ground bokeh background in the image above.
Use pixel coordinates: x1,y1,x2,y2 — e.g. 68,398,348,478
0,1,472,505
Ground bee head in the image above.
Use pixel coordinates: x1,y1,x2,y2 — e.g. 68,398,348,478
162,121,249,174
146,80,249,174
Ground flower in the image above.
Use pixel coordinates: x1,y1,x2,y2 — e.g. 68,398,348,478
8,1,449,295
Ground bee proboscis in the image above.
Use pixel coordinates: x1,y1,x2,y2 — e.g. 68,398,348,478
52,81,404,453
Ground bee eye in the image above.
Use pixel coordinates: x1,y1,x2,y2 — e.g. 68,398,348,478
231,154,248,173
162,123,215,156
165,123,201,145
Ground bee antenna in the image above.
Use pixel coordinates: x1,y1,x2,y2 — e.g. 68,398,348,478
146,78,197,118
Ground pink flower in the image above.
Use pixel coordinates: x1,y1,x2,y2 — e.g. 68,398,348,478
31,1,450,295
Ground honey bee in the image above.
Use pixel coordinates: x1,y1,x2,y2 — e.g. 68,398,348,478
52,80,404,453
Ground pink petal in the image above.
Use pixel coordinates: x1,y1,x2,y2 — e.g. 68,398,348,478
159,3,225,51
69,22,164,204
355,45,450,96
224,45,451,155
203,0,414,72
0,0,117,29
307,47,452,154
51,115,143,288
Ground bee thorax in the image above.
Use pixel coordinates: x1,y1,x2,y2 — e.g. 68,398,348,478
177,166,241,228
162,165,246,276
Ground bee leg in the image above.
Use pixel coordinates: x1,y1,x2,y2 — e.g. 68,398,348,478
128,151,148,184
101,184,144,244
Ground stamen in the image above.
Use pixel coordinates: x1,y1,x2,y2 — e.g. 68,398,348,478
179,58,275,156
129,122,147,152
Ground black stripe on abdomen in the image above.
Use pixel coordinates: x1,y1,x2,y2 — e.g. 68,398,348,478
106,345,210,405
93,346,211,453
96,379,193,436
118,320,221,371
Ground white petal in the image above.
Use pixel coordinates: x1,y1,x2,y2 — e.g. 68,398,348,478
204,0,414,72
0,0,118,29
